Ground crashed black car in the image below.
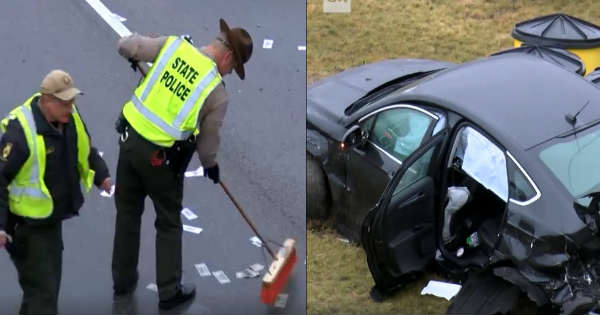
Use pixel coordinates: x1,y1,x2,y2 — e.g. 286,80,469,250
307,54,600,314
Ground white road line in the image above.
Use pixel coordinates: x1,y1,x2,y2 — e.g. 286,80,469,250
84,0,132,38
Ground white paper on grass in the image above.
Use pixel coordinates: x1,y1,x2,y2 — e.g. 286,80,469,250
250,236,263,247
194,263,211,277
146,283,158,292
184,166,204,177
181,208,198,220
263,39,274,49
212,271,230,284
100,185,115,198
458,127,508,202
183,225,203,234
420,280,462,301
274,293,289,308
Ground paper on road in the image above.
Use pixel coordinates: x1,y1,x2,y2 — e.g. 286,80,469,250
249,263,264,272
181,207,198,220
183,225,203,234
250,236,263,247
420,280,462,301
184,166,204,178
194,263,211,277
274,293,289,308
212,271,231,284
146,283,158,292
263,39,274,49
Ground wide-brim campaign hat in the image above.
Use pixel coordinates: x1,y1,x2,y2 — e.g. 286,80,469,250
219,18,253,80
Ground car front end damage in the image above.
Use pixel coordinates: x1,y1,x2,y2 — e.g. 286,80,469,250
493,210,600,314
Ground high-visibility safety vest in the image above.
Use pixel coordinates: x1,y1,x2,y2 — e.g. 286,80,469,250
122,36,222,147
0,93,95,219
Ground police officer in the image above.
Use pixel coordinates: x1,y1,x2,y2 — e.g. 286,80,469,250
0,69,112,314
111,19,252,309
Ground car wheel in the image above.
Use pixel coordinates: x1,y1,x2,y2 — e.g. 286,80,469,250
307,153,330,219
446,269,520,315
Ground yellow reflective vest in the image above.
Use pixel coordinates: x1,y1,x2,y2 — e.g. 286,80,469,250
122,36,222,147
0,93,94,219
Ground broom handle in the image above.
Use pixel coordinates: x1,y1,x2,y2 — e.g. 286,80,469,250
219,180,276,259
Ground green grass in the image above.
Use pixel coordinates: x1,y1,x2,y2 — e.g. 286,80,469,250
308,222,450,315
307,1,600,314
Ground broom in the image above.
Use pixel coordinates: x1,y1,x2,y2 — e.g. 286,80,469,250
218,180,297,304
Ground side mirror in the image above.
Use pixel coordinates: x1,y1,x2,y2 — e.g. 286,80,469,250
342,125,368,148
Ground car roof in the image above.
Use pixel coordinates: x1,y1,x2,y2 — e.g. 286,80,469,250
384,54,600,150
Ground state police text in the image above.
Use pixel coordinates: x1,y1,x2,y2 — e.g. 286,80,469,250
159,57,201,102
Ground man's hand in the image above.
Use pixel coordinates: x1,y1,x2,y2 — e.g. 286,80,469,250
100,177,113,193
204,164,219,184
0,231,9,248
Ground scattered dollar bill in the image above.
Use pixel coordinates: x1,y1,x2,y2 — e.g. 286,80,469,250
184,166,204,177
194,263,210,277
111,12,126,22
183,225,202,234
146,283,158,292
100,185,115,198
181,208,198,220
212,271,230,284
249,263,264,272
249,236,262,247
274,294,289,308
245,268,260,278
263,39,274,49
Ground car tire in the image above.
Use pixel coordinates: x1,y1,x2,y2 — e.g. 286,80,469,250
307,153,330,219
446,269,520,315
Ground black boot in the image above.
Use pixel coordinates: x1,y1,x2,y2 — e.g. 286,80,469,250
158,284,196,310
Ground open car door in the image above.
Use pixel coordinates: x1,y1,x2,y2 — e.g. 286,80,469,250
361,131,447,295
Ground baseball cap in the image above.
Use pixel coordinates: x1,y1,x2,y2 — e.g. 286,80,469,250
40,70,82,101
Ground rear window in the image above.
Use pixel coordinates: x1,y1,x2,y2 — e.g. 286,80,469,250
539,127,600,197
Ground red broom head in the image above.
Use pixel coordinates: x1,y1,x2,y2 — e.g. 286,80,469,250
260,239,297,304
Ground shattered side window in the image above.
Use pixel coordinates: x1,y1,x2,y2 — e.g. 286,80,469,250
452,127,509,202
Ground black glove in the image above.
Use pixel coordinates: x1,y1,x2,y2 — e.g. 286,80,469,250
128,58,139,72
205,164,219,184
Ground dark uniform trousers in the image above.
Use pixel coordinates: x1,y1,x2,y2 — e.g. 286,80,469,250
112,127,186,301
9,222,63,315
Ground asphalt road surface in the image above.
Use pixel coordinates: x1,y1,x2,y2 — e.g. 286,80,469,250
0,1,306,314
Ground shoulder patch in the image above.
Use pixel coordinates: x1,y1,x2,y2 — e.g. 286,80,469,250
1,142,12,161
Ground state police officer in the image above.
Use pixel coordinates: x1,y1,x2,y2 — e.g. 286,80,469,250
0,70,111,314
111,18,253,310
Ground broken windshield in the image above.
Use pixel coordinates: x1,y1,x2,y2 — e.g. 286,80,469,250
539,126,600,200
